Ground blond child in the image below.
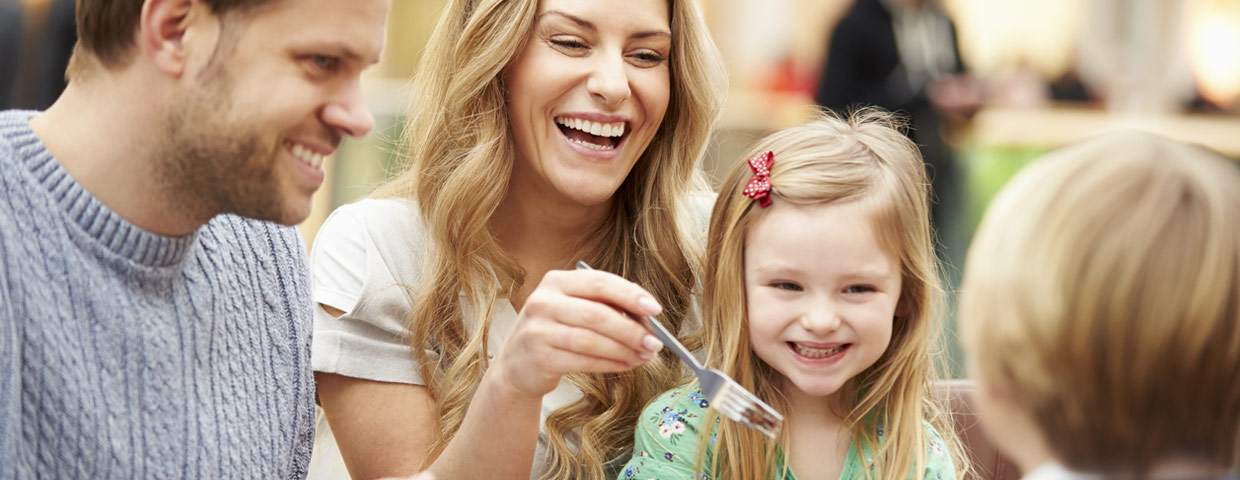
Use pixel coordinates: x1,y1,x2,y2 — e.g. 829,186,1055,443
959,132,1240,479
619,110,964,479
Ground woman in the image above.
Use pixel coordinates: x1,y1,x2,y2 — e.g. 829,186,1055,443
310,0,727,478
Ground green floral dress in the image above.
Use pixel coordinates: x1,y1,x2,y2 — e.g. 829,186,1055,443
618,382,956,480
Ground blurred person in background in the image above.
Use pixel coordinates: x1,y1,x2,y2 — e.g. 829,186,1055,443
0,0,389,477
0,0,20,109
0,0,75,110
815,0,982,239
35,0,76,109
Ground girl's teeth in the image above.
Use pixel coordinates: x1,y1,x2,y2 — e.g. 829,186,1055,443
793,343,845,358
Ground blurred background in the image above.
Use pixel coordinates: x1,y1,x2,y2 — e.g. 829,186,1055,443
4,0,1239,373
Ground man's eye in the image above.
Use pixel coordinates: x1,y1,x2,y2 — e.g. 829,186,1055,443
312,55,338,70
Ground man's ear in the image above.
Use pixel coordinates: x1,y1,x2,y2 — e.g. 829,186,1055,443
138,0,214,76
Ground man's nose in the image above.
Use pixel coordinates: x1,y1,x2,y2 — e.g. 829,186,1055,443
321,82,376,138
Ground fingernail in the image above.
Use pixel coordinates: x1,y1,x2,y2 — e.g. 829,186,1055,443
638,351,653,360
638,296,662,315
642,335,663,352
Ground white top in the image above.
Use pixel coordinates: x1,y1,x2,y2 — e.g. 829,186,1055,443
1022,462,1103,480
307,195,713,478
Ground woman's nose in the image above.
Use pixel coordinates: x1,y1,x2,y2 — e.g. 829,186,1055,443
586,53,631,107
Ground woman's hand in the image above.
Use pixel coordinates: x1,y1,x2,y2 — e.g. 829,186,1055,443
492,269,665,399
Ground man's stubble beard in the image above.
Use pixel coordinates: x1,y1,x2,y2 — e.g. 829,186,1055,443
155,74,296,227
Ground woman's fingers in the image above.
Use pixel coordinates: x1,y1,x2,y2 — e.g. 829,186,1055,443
547,341,641,372
496,268,671,398
544,269,663,317
523,292,661,360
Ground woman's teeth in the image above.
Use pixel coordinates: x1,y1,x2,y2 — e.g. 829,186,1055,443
290,143,324,168
555,117,627,138
569,138,614,151
792,343,847,358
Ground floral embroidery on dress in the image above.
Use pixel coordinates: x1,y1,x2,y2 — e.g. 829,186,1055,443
620,384,715,478
647,390,704,449
620,389,958,480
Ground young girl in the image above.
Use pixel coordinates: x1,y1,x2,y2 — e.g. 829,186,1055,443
619,110,963,480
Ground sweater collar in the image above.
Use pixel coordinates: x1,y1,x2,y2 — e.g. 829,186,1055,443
2,110,197,267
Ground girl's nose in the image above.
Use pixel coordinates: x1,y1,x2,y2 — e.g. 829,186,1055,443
799,301,843,335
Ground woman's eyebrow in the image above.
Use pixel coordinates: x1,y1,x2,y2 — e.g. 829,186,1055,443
536,10,671,39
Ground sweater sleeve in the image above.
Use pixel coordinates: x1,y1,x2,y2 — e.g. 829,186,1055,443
618,383,714,480
273,224,315,480
0,269,16,479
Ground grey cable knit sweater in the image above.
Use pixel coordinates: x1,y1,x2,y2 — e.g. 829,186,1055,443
0,110,315,479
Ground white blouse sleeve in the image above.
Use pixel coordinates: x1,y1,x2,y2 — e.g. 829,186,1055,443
309,199,427,385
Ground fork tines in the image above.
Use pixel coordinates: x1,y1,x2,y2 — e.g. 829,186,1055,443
710,376,783,438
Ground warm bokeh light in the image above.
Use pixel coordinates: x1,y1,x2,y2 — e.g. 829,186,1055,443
1188,0,1240,107
944,0,1083,78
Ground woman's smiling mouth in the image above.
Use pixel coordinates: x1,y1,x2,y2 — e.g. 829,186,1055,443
555,116,627,151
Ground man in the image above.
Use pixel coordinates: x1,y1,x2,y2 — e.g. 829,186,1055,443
0,0,389,477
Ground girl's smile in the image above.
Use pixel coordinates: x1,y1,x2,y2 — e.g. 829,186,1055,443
744,200,902,400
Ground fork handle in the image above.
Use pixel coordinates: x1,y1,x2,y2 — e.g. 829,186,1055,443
639,314,704,372
574,261,704,372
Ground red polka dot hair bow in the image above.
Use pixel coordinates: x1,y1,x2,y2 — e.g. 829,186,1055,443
742,150,774,207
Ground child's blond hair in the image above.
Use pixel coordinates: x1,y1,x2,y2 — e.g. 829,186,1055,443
960,132,1240,473
691,108,965,480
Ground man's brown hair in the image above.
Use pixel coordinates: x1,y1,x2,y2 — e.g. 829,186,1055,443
69,0,279,76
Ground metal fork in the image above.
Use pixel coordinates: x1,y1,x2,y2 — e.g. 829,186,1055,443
575,261,784,438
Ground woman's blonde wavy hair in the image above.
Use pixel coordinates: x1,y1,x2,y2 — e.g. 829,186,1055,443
371,0,727,478
689,108,966,480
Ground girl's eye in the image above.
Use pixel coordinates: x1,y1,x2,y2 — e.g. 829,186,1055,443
844,285,876,294
771,282,802,292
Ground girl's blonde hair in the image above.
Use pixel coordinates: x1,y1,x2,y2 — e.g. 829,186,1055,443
691,108,965,480
371,0,727,478
960,132,1240,473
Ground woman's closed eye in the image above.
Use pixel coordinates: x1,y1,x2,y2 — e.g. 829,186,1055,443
549,37,589,53
627,49,666,67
